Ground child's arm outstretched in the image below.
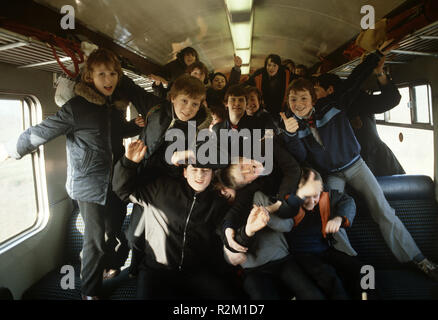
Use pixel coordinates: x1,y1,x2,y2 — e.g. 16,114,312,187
1,103,75,161
321,40,399,112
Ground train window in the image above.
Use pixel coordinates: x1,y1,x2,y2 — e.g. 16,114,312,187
413,84,433,124
375,83,434,178
0,95,48,249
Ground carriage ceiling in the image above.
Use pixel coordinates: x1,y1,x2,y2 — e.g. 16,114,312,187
33,0,407,74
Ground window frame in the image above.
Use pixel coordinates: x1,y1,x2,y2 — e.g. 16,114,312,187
375,81,433,131
0,92,50,254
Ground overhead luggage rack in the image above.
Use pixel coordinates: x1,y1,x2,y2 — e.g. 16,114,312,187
330,20,438,77
0,27,154,91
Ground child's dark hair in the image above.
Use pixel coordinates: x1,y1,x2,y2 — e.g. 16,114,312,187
286,78,317,105
209,104,227,121
264,54,282,68
82,48,123,84
169,74,206,100
245,85,263,104
224,84,248,103
176,46,199,64
211,72,228,84
187,61,209,83
299,167,323,185
296,64,309,76
316,73,343,92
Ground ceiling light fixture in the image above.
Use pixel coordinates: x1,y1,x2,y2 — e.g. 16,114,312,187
224,0,254,74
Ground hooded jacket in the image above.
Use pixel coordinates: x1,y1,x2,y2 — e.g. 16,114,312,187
6,77,145,205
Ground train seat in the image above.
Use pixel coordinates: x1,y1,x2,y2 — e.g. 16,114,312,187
347,175,438,299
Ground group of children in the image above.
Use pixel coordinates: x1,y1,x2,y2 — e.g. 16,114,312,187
1,41,437,300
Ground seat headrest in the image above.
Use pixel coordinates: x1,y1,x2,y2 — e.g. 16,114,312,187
377,175,435,201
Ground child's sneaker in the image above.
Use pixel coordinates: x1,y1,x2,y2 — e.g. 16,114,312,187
415,258,438,281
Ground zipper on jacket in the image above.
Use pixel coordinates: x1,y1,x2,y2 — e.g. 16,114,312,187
179,194,197,271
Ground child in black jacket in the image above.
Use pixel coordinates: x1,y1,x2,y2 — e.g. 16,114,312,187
113,140,242,299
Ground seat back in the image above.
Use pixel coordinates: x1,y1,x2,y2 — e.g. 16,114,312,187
347,175,438,269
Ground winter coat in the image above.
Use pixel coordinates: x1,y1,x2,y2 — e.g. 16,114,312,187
6,80,142,205
112,155,229,271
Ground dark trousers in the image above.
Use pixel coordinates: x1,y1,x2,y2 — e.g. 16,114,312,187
77,190,129,296
243,257,326,300
125,203,145,277
136,264,241,300
294,248,364,300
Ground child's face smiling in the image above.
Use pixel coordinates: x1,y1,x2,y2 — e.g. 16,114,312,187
171,93,203,121
246,92,260,116
184,166,213,192
289,89,314,118
184,53,196,66
266,59,279,77
302,192,321,211
91,63,119,96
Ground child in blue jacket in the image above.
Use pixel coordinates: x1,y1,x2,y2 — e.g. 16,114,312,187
279,42,438,281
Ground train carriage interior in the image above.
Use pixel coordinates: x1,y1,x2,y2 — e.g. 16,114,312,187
0,0,438,300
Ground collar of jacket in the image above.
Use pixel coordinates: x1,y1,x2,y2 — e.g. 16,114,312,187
74,82,129,111
181,177,215,201
168,102,212,132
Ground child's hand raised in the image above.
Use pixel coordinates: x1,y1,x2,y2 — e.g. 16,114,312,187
245,205,270,237
234,54,242,68
280,112,299,134
325,216,343,234
171,150,196,166
134,115,145,127
378,39,399,56
126,140,147,163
